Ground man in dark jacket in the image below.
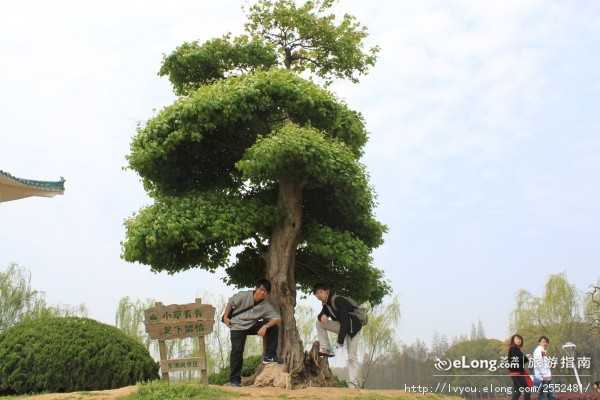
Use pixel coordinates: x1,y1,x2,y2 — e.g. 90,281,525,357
313,283,363,388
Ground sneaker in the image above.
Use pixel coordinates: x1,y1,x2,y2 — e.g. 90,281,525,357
319,351,335,357
262,355,278,364
225,382,241,387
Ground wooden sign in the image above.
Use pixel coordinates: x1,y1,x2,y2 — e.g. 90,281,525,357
144,298,215,383
160,357,204,372
144,299,215,340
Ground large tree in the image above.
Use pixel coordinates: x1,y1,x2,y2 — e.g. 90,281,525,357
122,0,389,381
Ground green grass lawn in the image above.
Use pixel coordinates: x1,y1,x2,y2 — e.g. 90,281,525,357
120,381,237,400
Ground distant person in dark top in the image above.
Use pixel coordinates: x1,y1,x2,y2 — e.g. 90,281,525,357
508,334,533,400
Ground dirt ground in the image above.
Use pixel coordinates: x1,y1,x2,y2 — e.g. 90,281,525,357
7,385,433,400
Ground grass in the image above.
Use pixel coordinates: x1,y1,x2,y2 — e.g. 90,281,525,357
0,393,103,400
121,381,237,400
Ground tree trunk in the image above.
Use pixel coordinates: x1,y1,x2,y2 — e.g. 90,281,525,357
244,177,337,387
266,177,305,375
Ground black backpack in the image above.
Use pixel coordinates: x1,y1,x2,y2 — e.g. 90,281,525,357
329,294,369,326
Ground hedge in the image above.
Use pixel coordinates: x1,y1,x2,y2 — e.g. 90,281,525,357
0,316,159,394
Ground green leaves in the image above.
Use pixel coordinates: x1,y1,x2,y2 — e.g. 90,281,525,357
124,2,388,305
122,191,277,273
159,34,278,96
298,222,389,304
245,0,379,84
128,69,367,195
236,122,361,186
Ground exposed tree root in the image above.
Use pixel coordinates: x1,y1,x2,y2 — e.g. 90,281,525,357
243,341,338,389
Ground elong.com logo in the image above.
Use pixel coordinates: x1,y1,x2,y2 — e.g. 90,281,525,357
434,356,518,372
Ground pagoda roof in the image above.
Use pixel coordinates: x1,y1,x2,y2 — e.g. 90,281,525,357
0,169,65,202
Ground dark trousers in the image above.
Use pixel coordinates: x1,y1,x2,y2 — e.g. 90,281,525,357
229,319,278,384
511,375,531,400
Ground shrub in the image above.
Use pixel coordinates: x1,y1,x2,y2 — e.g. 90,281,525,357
0,316,159,394
208,355,262,385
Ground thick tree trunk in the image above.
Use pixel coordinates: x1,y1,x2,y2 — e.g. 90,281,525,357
246,58,337,388
244,177,337,387
266,177,305,375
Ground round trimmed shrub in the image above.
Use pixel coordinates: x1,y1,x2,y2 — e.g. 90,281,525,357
0,317,159,394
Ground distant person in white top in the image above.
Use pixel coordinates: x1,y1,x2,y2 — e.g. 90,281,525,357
533,336,554,400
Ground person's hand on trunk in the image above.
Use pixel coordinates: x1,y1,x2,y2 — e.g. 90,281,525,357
257,326,268,337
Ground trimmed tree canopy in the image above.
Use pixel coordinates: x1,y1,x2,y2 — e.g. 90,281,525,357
123,0,388,311
124,68,387,303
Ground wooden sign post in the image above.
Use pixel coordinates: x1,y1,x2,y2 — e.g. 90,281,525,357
144,298,215,383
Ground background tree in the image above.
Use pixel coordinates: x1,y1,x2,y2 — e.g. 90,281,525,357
0,263,46,332
469,319,485,340
115,296,155,350
510,273,581,342
0,263,87,332
359,296,400,387
443,338,506,398
360,339,434,389
585,280,600,335
431,332,450,359
510,273,599,384
122,0,388,380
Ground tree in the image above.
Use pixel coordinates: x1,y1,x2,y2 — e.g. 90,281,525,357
0,263,46,332
584,280,600,335
509,273,600,382
443,338,506,398
0,263,87,332
431,332,450,359
510,273,581,341
359,296,400,387
469,319,485,340
122,0,388,381
115,296,155,350
477,319,486,339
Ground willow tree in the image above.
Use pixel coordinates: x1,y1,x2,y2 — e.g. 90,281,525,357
122,0,389,380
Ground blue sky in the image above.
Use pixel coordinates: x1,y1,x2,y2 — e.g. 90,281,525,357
1,0,598,345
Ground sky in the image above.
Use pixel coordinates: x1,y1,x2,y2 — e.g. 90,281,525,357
1,0,599,347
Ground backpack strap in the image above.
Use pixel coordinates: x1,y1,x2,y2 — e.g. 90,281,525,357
231,300,264,318
326,294,338,318
330,294,358,311
222,298,264,322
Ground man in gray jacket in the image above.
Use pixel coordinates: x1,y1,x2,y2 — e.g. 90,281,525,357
222,279,281,386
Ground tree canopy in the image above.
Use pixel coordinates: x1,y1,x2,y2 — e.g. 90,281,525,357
122,0,388,305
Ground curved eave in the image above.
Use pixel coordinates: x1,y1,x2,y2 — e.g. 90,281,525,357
0,170,65,203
